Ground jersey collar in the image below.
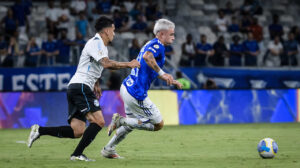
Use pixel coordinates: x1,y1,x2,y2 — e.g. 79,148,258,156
156,38,164,46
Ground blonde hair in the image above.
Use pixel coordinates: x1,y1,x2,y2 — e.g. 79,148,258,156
153,18,175,35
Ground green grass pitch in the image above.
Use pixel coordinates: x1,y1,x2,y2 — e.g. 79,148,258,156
1,123,300,168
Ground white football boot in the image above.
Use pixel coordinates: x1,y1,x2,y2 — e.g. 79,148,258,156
27,124,40,148
101,147,123,159
70,154,95,161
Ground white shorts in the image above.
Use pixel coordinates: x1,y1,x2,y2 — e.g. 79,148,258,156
120,84,162,124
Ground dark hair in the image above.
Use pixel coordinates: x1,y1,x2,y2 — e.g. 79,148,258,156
94,17,114,32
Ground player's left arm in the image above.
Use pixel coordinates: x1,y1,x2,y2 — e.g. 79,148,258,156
99,57,140,70
143,51,182,89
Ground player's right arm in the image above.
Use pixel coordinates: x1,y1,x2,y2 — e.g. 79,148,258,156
143,51,182,89
99,57,140,70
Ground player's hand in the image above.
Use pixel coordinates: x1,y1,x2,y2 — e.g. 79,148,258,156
129,59,140,68
94,85,102,99
160,73,174,86
172,80,183,89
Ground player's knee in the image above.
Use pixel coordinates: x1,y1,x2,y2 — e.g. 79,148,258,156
89,118,105,127
73,127,85,138
97,119,105,127
154,121,164,131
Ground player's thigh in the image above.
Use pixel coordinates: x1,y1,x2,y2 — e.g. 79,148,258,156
70,118,86,138
86,110,105,127
132,97,162,124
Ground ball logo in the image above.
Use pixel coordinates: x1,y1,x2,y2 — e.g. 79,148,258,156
126,78,134,87
94,99,99,107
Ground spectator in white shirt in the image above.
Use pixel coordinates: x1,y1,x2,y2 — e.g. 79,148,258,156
45,1,59,37
265,36,283,67
70,0,86,15
57,1,71,30
215,10,228,33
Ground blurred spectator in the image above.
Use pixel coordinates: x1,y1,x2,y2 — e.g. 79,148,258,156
0,9,18,41
269,14,283,40
74,32,86,52
145,0,162,21
86,0,96,21
41,32,59,66
180,34,196,67
222,1,236,15
195,34,214,66
248,17,263,42
240,0,262,15
124,0,135,12
240,14,252,34
215,10,228,33
229,35,244,66
129,38,140,60
70,0,86,15
113,9,129,32
25,37,41,67
97,0,112,14
56,29,72,65
107,71,122,90
7,36,24,67
203,79,217,89
243,32,260,66
176,71,191,90
129,2,143,21
290,26,300,44
71,32,86,65
131,14,148,32
265,36,283,67
0,34,8,65
45,1,59,37
210,36,229,66
57,0,71,30
110,0,121,13
228,16,240,33
283,32,298,66
76,11,89,38
11,0,31,33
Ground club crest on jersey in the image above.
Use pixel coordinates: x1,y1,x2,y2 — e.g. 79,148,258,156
126,78,134,87
94,99,99,107
154,44,159,49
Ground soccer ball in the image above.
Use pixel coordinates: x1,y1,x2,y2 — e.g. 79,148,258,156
257,138,278,158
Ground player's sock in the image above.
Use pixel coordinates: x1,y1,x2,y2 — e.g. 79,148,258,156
105,126,132,149
120,118,154,131
72,123,102,156
39,126,75,138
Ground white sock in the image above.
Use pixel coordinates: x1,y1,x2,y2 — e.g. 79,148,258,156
120,118,154,131
105,126,132,149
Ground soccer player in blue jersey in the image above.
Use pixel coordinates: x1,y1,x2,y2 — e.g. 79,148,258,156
101,18,182,159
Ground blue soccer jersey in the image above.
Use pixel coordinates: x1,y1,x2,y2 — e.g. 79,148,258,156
123,38,165,100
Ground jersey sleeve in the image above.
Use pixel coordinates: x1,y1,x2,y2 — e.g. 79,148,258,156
144,42,163,58
87,40,107,62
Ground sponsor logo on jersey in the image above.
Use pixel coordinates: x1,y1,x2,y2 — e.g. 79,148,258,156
94,99,99,107
154,44,159,49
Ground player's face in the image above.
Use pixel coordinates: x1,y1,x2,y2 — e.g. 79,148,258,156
106,24,115,42
162,28,175,45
